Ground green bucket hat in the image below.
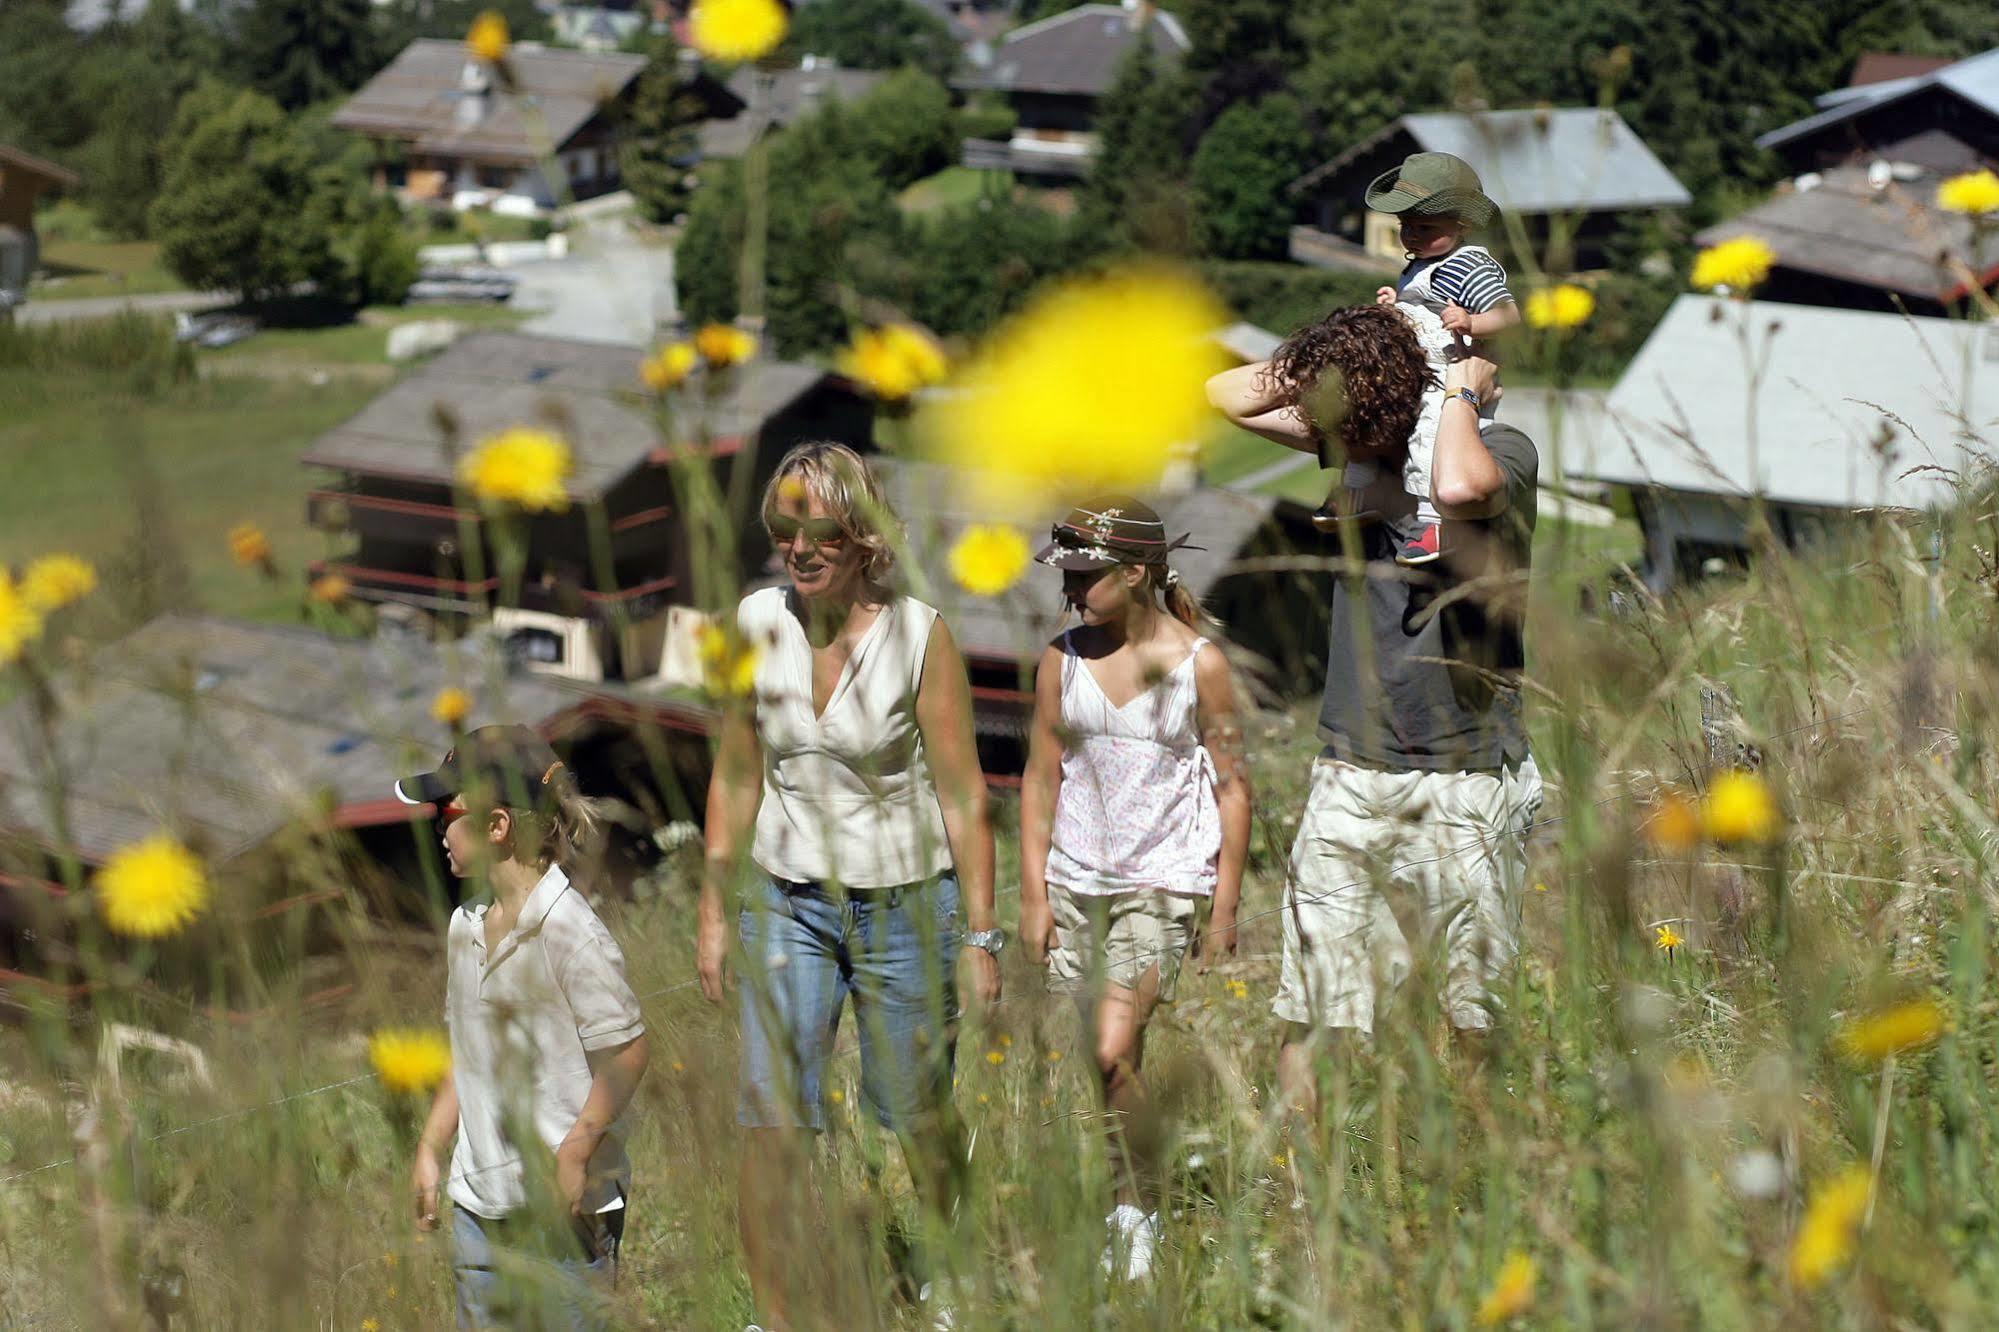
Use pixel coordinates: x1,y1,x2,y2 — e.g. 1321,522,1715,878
1364,151,1498,227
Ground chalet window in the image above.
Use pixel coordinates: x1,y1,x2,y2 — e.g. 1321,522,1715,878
506,625,566,666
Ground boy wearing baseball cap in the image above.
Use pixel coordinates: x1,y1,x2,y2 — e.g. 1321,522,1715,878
1322,151,1522,565
397,724,650,1330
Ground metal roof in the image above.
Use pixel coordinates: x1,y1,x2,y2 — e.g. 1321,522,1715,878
1577,295,1999,509
300,332,831,498
1695,164,1996,301
1760,47,1999,152
0,616,592,866
331,40,647,164
876,460,1287,664
1291,109,1691,214
954,4,1188,97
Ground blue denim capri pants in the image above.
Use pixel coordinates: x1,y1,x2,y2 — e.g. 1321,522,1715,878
737,873,961,1132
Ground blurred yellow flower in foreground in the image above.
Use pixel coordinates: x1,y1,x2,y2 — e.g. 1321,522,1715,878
1475,1250,1536,1325
1691,236,1776,294
309,573,353,606
695,322,758,367
1653,923,1683,952
1643,792,1701,852
369,1029,452,1095
0,572,43,664
21,554,96,613
698,624,760,698
948,525,1030,596
97,833,209,938
1701,770,1779,844
1837,998,1946,1062
985,1049,1005,1065
921,266,1226,512
839,324,949,402
430,686,473,727
1523,284,1595,330
229,522,273,568
688,0,787,63
465,9,509,62
1789,1166,1870,1287
458,427,573,511
640,341,698,392
1937,168,1999,216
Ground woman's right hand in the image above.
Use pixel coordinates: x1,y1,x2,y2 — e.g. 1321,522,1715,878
1018,892,1055,966
696,907,729,1005
411,1144,442,1232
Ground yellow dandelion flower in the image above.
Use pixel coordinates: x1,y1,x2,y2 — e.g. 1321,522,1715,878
839,324,949,402
362,1320,381,1332
465,10,509,63
671,1060,685,1073
1691,236,1776,294
640,342,698,393
20,554,96,613
1789,1166,1870,1287
309,573,353,606
229,522,273,568
1644,792,1701,852
1475,1250,1537,1326
1836,998,1946,1062
687,0,787,63
1270,1152,1289,1170
1046,1049,1062,1061
998,1032,1013,1047
919,266,1227,513
430,686,473,727
1532,881,1550,893
368,1028,452,1095
1523,284,1595,331
694,322,757,367
829,1088,844,1104
985,1049,1005,1065
458,427,573,512
948,525,1030,597
1654,923,1683,952
977,1092,990,1104
1700,770,1779,845
1937,168,1999,216
698,624,760,699
1225,978,1249,1000
0,571,47,664
96,833,209,938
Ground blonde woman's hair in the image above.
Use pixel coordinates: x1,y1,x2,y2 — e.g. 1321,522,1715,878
760,441,902,584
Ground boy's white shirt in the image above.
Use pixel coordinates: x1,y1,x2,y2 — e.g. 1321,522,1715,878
444,863,645,1220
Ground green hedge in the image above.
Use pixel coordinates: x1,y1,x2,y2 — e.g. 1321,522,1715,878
1198,261,1383,340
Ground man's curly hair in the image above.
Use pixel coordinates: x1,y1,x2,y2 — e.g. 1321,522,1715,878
1264,305,1437,459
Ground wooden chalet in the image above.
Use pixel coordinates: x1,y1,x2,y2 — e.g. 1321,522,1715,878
1758,47,1999,175
299,332,875,682
0,144,79,302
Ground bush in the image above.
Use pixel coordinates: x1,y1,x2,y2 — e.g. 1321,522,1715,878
347,203,419,307
1199,261,1384,338
956,95,1017,143
1190,95,1314,261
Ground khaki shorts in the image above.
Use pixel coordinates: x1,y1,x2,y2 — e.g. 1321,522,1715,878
1046,884,1200,1002
1273,758,1531,1034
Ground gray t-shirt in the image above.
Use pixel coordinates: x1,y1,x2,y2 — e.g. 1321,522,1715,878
1318,424,1537,772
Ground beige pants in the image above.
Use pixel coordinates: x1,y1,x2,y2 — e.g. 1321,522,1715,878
1273,758,1531,1033
1046,884,1200,1001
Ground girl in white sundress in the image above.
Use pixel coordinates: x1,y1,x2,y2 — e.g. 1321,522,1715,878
1017,497,1251,1283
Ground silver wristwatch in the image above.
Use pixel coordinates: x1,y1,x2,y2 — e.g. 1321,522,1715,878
965,928,1005,957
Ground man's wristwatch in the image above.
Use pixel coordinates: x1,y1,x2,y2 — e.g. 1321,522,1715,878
1451,386,1480,411
965,928,1005,957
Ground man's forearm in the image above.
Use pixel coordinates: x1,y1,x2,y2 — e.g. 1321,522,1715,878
1431,396,1508,515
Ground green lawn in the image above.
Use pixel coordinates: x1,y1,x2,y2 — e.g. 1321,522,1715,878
212,303,531,368
33,239,190,301
0,370,377,624
898,166,1013,212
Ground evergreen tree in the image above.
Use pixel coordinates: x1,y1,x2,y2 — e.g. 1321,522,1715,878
619,41,711,224
1176,0,1294,128
1191,93,1313,260
788,0,960,81
234,0,381,111
1078,41,1199,253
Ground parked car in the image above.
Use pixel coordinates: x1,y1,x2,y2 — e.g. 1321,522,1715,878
406,265,518,304
173,311,259,348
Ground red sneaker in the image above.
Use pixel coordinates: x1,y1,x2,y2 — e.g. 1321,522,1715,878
1395,522,1444,566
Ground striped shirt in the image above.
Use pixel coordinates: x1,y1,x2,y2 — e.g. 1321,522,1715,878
1398,244,1513,315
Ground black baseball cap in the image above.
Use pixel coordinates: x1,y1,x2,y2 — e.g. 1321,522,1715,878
393,723,570,811
1035,497,1194,572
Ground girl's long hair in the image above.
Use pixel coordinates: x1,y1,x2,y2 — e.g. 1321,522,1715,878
509,773,615,881
1145,563,1215,630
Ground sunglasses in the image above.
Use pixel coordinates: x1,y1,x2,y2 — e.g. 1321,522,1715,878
436,796,469,826
767,515,849,547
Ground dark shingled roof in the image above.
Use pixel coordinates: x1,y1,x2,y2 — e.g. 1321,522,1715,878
876,460,1284,665
955,4,1188,98
0,616,594,866
1760,47,1999,153
1695,164,1999,301
331,40,646,163
0,143,80,190
1850,52,1955,88
300,332,830,498
698,66,887,160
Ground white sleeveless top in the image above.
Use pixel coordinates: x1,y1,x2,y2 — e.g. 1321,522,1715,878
1047,632,1221,897
740,587,953,889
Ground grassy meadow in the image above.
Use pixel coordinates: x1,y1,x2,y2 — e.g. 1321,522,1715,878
1,416,1995,1328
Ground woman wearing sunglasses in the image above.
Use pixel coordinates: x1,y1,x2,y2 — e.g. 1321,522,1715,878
696,441,1000,1332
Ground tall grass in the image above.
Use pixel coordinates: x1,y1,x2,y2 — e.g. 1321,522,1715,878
3,482,1998,1327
